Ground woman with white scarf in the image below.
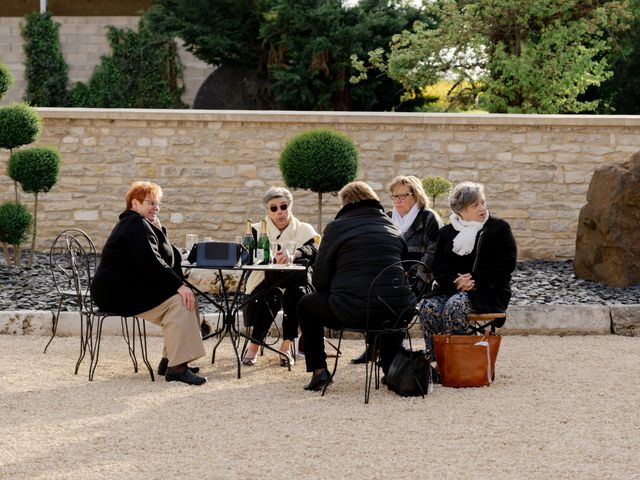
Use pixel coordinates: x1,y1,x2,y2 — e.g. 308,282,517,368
417,181,517,354
351,175,442,365
242,187,320,367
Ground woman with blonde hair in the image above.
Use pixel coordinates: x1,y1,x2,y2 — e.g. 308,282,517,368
298,181,415,391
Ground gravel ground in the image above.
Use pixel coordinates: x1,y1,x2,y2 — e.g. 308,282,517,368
1,253,638,312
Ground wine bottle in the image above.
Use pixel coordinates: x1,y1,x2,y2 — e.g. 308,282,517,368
242,219,255,265
257,219,270,265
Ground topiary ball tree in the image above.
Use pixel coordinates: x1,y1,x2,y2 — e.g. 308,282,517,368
0,103,42,151
8,146,61,266
0,201,32,267
279,128,359,231
0,63,14,99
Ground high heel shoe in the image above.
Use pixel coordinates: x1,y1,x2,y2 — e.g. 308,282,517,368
304,369,332,391
242,351,258,366
279,349,295,368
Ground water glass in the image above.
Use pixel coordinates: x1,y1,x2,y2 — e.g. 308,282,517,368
185,234,198,252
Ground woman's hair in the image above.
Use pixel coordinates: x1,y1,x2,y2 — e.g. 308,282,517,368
125,181,162,209
263,186,293,207
449,181,485,214
387,175,429,208
338,181,379,206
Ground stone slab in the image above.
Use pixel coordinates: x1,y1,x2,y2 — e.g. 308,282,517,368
611,305,640,336
501,305,612,335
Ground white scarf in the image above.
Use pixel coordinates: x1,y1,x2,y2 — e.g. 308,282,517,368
246,215,320,293
449,211,490,256
391,203,421,234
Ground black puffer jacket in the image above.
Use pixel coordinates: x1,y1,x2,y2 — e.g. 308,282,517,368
431,216,517,314
91,210,184,316
312,199,416,326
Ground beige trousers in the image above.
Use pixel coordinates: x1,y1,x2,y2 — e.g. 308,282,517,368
138,294,206,367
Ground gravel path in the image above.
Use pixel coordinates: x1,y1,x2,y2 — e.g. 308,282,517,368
1,253,638,312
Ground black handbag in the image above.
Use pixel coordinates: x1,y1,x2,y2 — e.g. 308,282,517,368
386,348,431,397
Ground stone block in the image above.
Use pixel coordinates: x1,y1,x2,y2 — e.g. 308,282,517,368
503,305,611,334
611,305,640,336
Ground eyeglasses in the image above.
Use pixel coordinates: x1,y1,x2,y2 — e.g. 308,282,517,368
144,199,162,208
390,192,413,201
268,203,289,212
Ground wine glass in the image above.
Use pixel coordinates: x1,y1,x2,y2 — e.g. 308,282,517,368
285,241,297,266
269,242,279,265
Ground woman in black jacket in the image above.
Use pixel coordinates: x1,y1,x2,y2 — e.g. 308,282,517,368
92,181,206,385
298,181,416,392
418,181,517,349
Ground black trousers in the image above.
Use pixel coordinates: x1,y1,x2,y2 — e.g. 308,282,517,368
244,281,309,343
298,292,403,374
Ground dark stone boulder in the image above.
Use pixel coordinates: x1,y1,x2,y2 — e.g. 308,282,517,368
574,152,640,287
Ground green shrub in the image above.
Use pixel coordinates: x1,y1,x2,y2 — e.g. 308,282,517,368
280,128,359,231
422,176,452,210
0,201,32,266
21,11,69,106
0,63,14,99
8,147,61,194
70,16,185,108
0,103,42,150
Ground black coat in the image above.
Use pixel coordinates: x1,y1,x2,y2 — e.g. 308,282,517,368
312,199,416,326
432,216,517,314
91,210,184,316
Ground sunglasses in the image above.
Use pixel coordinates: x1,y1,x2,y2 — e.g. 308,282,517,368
268,204,289,213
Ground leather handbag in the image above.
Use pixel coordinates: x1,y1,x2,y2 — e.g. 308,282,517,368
386,348,431,397
433,333,501,387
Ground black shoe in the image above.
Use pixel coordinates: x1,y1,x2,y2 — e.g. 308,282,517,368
304,369,333,391
381,374,387,386
165,367,207,385
158,358,200,376
350,350,369,364
431,365,440,385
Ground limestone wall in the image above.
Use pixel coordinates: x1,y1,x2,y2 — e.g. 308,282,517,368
1,108,640,260
0,16,213,106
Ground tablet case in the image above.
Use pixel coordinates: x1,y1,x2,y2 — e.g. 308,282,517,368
195,241,238,267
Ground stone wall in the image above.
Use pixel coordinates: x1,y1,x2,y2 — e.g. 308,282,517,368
0,16,213,106
1,108,640,260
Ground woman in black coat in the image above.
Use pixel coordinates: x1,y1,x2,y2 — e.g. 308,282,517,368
351,175,442,364
92,181,206,385
418,181,517,350
298,181,416,392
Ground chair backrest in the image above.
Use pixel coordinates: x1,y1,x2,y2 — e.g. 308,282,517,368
366,260,426,331
49,229,97,310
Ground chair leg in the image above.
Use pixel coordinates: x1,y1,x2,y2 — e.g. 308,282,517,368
121,317,139,373
365,334,383,404
135,317,155,381
74,311,92,375
44,297,64,353
322,331,344,397
89,316,105,381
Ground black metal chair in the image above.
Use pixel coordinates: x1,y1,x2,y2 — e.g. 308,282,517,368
45,229,97,356
323,260,427,403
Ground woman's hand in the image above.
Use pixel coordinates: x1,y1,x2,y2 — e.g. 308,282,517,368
454,273,475,292
274,250,288,264
150,216,162,230
177,284,195,310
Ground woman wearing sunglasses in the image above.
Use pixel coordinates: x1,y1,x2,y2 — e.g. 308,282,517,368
242,186,320,367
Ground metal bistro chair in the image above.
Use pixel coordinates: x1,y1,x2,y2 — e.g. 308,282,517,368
45,229,97,355
323,260,427,403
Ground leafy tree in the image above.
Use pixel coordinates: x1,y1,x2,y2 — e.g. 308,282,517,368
8,147,61,266
0,63,13,98
280,128,359,231
147,0,424,111
21,11,70,106
0,202,32,267
70,16,185,108
353,0,632,113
